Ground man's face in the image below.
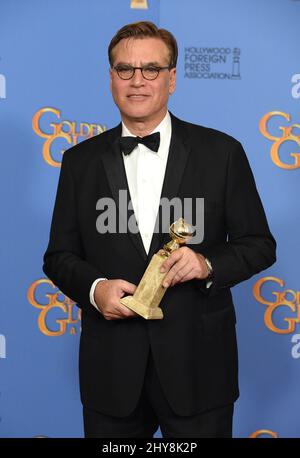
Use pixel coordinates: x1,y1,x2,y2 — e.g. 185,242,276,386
109,37,176,126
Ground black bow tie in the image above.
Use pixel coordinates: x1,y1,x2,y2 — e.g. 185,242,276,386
119,132,160,155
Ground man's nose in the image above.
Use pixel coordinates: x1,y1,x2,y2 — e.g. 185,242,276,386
130,68,145,86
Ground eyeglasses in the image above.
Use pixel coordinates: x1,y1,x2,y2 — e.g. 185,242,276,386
112,64,171,80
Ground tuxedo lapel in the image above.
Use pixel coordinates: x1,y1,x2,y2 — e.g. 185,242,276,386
147,114,191,261
100,125,147,261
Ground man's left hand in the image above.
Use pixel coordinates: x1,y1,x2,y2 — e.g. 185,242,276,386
159,247,209,288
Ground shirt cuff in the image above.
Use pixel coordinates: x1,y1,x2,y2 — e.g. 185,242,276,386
90,278,108,310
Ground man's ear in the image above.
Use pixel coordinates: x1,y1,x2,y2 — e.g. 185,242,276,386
169,67,176,95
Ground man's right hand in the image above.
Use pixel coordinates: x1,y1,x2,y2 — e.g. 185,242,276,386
94,279,138,320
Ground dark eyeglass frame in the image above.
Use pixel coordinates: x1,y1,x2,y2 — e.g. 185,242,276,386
112,64,171,80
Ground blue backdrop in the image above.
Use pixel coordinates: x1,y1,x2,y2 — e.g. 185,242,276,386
0,0,299,438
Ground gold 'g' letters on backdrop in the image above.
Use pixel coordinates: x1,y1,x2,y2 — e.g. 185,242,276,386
27,279,81,336
259,111,300,170
32,107,106,167
253,277,300,334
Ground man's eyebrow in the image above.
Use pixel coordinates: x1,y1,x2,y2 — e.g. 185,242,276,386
113,61,130,67
114,61,163,67
141,61,161,67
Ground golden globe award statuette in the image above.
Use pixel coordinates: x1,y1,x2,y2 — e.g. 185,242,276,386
120,218,194,320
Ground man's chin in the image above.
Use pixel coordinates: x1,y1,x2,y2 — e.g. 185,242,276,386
122,110,151,123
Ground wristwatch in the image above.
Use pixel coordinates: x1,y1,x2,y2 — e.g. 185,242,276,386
204,257,214,280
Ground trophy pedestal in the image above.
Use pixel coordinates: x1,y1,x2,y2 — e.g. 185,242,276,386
120,253,167,320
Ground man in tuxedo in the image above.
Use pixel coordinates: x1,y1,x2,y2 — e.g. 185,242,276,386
43,21,276,438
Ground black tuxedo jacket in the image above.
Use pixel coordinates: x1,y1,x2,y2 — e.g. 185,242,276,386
43,113,276,417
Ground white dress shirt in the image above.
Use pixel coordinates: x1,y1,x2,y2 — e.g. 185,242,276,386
90,111,172,308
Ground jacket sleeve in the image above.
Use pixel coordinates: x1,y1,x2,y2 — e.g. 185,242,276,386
43,150,105,308
196,141,276,295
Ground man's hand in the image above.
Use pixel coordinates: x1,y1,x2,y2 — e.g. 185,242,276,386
160,247,210,288
94,279,138,320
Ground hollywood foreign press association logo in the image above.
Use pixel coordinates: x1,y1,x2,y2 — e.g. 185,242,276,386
184,46,241,80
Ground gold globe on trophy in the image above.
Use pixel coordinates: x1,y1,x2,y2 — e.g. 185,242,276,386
120,218,194,319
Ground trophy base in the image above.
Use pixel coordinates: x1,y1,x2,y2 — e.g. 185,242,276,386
120,295,164,320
